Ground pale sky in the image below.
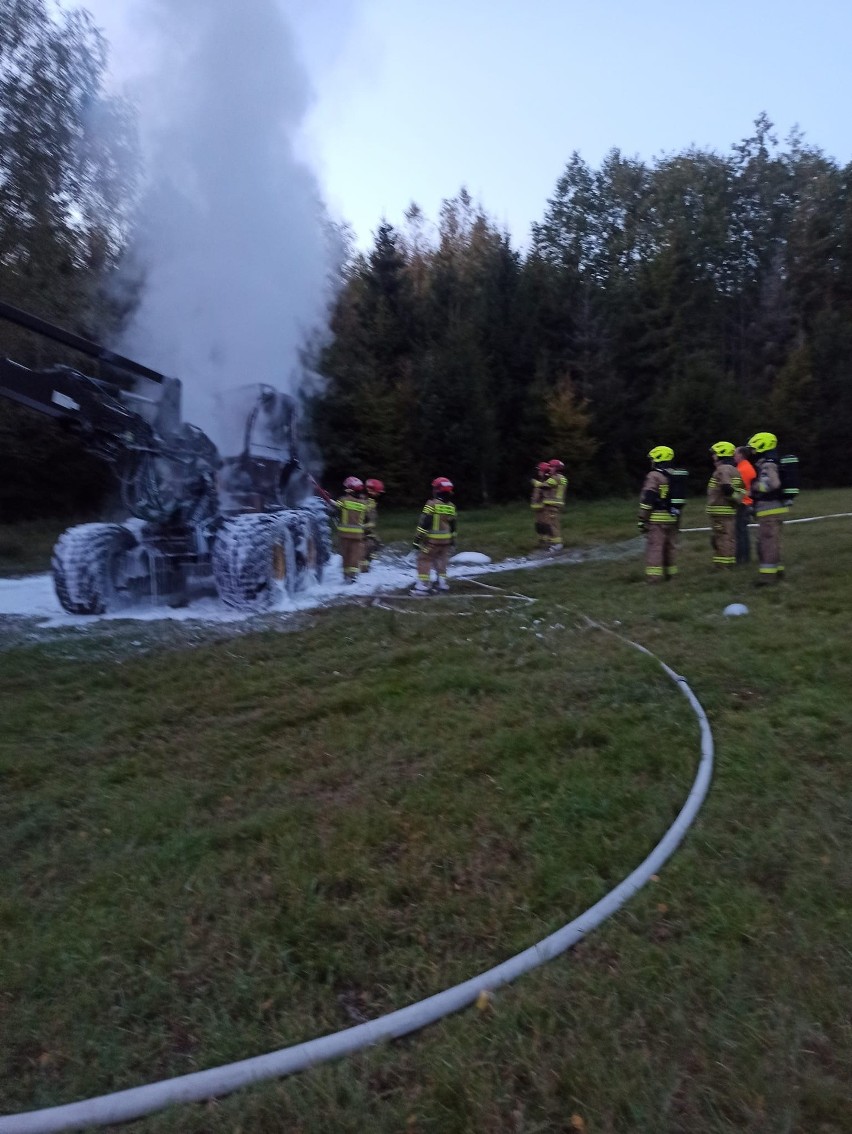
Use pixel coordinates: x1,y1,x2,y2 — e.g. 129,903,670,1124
82,0,852,249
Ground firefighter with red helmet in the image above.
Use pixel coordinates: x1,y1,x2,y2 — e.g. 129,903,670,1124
539,459,568,551
360,478,385,572
530,461,551,547
335,476,366,584
411,477,457,595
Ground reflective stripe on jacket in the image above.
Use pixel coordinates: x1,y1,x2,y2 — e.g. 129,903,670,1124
530,478,546,511
364,497,378,535
541,473,567,508
752,457,789,517
336,495,366,536
639,468,678,522
707,461,745,516
416,498,457,543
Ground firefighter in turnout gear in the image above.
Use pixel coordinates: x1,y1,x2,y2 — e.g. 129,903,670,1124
360,478,384,573
531,461,551,547
747,432,788,584
411,477,457,595
539,459,567,550
335,476,367,584
638,446,682,582
707,442,745,569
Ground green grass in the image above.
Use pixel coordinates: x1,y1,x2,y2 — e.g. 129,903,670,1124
1,490,851,1132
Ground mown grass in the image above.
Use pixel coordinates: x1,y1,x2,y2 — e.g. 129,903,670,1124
1,489,851,1133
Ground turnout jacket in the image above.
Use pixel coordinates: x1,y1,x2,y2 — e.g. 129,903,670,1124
335,493,366,537
530,476,546,511
751,456,788,517
364,496,378,537
541,473,567,509
639,468,678,524
416,497,457,545
706,460,745,515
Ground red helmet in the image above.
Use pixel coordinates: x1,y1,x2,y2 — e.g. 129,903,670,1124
365,478,385,494
536,462,551,475
432,477,454,493
549,459,565,472
343,476,364,491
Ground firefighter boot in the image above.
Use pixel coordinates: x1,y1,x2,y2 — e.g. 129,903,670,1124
410,581,431,597
437,578,450,592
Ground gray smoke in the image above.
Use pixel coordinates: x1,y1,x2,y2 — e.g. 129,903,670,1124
114,0,341,450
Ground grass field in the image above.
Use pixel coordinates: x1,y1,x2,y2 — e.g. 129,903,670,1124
1,490,851,1133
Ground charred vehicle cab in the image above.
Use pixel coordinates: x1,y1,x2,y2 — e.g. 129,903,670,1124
0,301,332,614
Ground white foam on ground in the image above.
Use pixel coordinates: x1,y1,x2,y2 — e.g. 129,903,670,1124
0,550,540,628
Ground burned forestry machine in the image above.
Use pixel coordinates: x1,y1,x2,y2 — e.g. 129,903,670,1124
0,301,332,614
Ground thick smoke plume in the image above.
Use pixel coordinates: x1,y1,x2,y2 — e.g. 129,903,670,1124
115,0,339,450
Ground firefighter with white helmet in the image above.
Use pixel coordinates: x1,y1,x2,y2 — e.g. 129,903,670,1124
411,477,457,595
335,476,366,584
638,446,684,582
707,442,745,569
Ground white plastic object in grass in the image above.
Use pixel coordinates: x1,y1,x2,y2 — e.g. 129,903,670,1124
450,551,491,565
723,603,749,617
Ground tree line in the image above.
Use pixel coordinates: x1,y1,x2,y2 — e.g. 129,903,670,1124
1,0,850,520
311,116,852,505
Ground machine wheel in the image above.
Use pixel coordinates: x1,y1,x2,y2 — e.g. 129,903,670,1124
310,504,334,576
300,500,334,583
212,513,297,611
278,507,329,589
52,523,140,615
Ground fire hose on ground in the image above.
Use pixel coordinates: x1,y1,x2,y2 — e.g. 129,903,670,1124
0,617,714,1134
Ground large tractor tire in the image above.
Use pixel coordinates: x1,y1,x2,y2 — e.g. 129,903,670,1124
212,513,297,611
52,523,141,615
303,499,334,579
282,504,333,589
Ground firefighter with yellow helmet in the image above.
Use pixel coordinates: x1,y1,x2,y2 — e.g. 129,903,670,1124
707,442,745,569
747,432,789,583
638,446,684,582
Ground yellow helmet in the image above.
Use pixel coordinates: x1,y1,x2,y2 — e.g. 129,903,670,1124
648,445,674,464
710,441,736,458
747,432,777,453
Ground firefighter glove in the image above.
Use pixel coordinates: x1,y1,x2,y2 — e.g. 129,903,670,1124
637,521,649,534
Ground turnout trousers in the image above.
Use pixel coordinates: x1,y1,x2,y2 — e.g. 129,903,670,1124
645,521,678,581
756,514,785,579
710,514,736,567
540,505,562,547
417,542,451,584
340,535,364,579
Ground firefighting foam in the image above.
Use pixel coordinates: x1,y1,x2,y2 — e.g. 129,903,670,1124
0,550,561,628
